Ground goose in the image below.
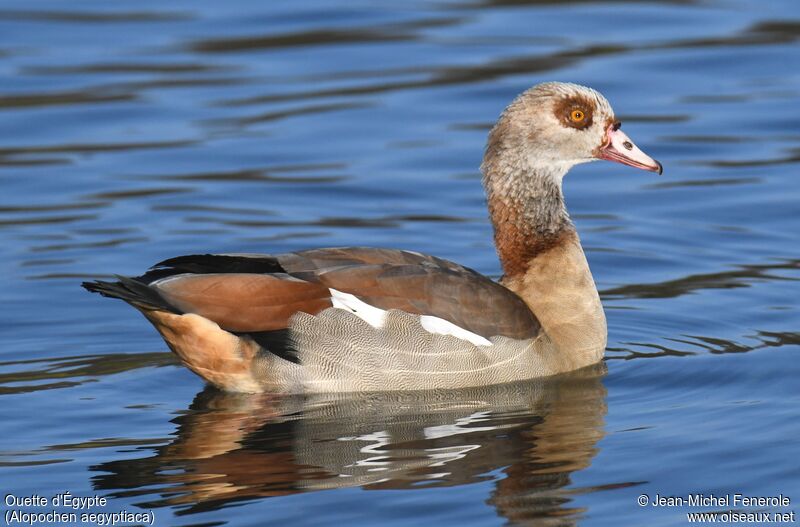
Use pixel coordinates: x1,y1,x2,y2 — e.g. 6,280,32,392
84,82,662,393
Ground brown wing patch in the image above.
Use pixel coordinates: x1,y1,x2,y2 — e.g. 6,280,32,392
153,273,332,332
306,261,540,340
279,247,470,275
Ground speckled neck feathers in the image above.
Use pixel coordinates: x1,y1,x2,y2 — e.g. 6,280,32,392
482,126,575,279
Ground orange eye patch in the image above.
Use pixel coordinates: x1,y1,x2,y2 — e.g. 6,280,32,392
570,109,585,122
553,95,595,130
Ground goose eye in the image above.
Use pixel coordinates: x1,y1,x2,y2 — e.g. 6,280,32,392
570,109,585,122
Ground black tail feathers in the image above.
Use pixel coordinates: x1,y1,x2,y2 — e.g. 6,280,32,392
82,275,177,313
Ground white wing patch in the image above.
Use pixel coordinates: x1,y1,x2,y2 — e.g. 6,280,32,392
419,315,492,347
329,288,492,347
329,289,386,328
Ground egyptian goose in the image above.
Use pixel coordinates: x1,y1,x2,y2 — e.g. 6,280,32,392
84,82,662,393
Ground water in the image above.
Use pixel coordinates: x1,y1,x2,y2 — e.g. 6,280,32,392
1,0,798,525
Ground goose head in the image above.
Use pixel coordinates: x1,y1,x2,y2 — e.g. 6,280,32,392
484,82,662,178
482,82,663,279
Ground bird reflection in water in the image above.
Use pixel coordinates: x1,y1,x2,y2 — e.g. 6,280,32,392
91,364,609,524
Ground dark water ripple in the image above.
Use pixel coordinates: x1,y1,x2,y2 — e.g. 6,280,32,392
0,0,798,525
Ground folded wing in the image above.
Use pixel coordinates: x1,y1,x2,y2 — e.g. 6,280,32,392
135,247,540,341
